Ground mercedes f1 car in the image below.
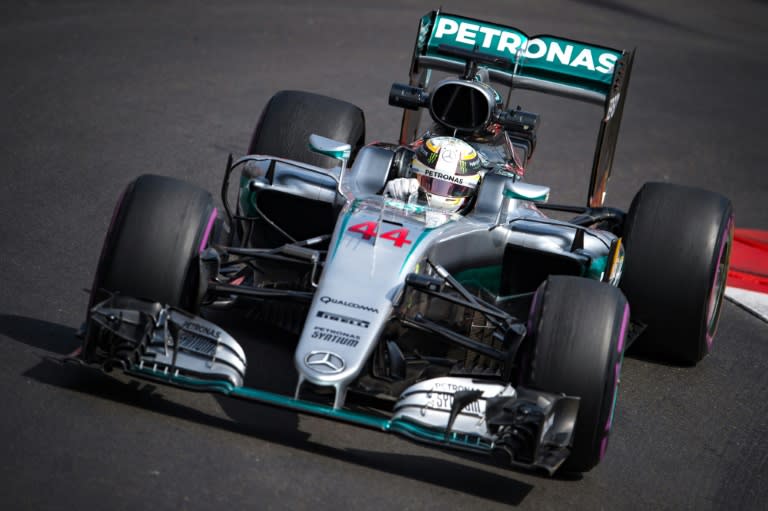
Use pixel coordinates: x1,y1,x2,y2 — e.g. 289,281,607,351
77,11,733,474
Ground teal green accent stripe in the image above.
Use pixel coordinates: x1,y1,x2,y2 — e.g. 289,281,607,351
126,368,493,453
399,227,433,273
503,188,549,202
240,179,257,217
390,419,494,450
587,256,608,280
129,368,389,429
453,265,503,295
607,351,624,432
233,386,387,429
328,199,359,262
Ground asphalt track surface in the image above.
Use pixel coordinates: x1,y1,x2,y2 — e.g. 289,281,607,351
1,1,767,509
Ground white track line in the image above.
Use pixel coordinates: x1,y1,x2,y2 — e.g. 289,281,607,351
725,287,768,323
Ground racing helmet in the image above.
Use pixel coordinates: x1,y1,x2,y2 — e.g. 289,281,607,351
411,136,482,212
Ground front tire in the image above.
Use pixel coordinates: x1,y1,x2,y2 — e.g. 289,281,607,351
525,276,629,473
89,174,216,311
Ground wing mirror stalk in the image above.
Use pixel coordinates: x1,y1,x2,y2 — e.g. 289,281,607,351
308,134,352,197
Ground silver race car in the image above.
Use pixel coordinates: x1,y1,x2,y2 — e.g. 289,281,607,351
78,11,733,474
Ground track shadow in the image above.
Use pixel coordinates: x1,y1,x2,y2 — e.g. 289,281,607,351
0,313,81,354
8,314,535,506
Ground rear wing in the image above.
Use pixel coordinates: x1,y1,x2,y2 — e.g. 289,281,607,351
399,11,635,207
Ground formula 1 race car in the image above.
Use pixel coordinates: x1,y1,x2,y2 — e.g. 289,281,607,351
78,11,733,475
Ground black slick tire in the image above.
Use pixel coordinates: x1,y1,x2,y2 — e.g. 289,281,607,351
89,174,216,311
247,90,365,168
526,276,629,473
620,182,733,365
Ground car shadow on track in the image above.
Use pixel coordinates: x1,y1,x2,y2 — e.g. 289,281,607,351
3,313,537,506
0,314,81,354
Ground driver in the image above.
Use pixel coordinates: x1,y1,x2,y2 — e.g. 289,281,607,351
384,136,482,213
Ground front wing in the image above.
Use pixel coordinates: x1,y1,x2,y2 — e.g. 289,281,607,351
80,295,580,475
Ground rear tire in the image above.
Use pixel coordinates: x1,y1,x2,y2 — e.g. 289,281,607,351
89,174,216,311
526,276,629,473
247,90,365,168
620,182,733,365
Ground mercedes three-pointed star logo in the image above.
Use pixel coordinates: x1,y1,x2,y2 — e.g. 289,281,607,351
304,351,345,374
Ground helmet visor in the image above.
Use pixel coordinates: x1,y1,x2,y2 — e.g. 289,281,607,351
416,173,476,198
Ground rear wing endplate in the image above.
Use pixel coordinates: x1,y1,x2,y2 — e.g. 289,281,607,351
400,11,635,207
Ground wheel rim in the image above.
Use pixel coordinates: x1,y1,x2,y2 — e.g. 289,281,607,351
705,217,733,347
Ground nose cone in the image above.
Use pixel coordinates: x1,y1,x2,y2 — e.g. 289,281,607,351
303,350,347,375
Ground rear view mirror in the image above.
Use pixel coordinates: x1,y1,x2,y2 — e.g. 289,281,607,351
308,134,351,161
309,134,351,197
504,181,550,203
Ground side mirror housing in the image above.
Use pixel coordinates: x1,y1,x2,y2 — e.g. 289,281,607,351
495,181,550,227
309,134,352,197
503,181,550,203
308,134,351,161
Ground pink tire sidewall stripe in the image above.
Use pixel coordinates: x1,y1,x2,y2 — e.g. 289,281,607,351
88,186,129,310
617,301,629,353
705,215,733,349
199,207,218,253
600,301,630,460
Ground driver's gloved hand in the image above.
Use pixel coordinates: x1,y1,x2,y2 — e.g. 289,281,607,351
384,178,419,201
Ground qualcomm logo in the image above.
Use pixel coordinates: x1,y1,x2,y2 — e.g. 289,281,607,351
304,351,345,374
319,296,379,314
